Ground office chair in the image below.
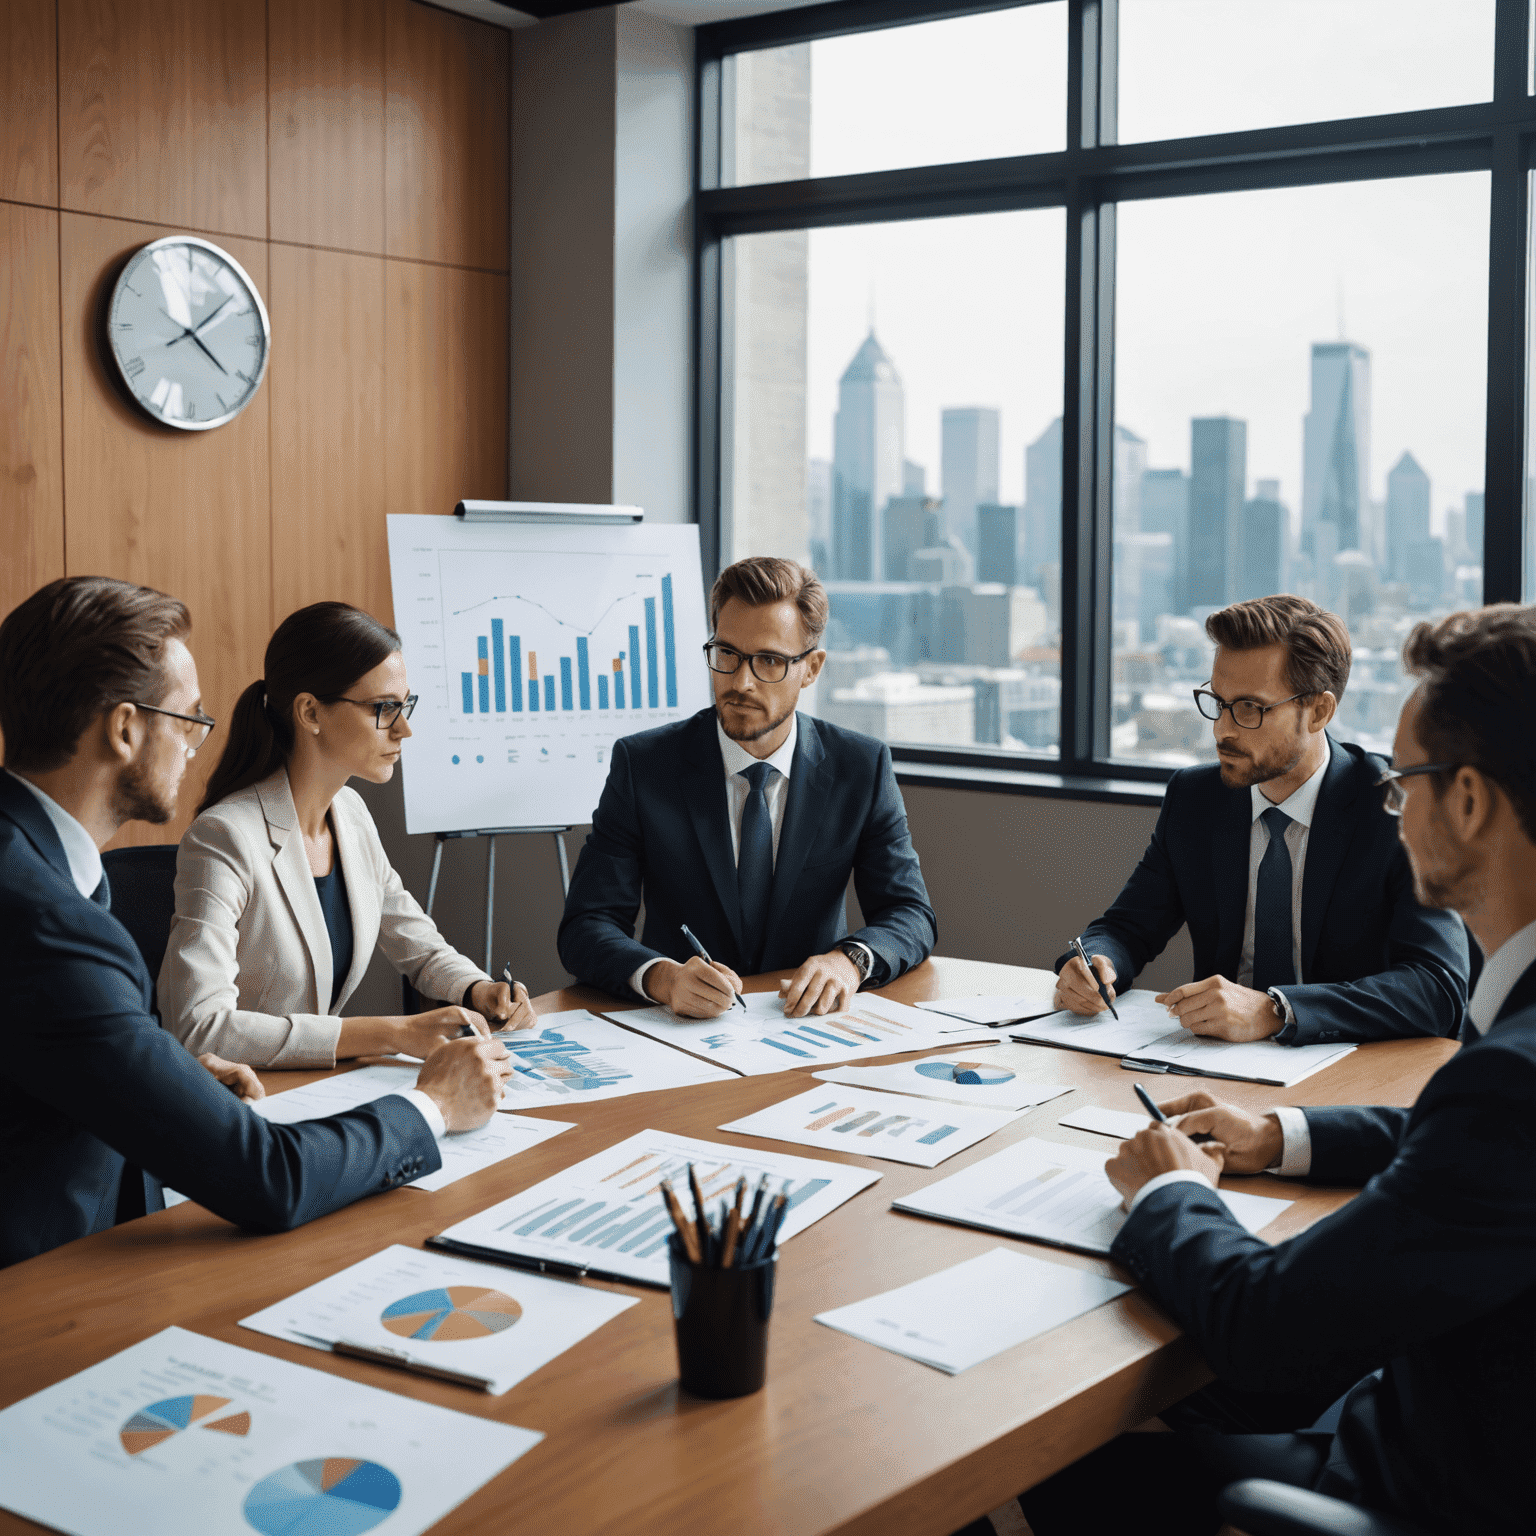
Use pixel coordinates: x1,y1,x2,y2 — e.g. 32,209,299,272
101,844,180,1016
1219,1480,1429,1536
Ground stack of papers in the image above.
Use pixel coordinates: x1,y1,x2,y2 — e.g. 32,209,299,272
813,1046,1074,1113
915,983,1059,1027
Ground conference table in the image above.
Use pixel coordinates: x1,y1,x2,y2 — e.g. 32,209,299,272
0,958,1454,1536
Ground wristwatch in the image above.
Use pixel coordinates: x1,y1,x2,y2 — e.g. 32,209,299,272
836,940,875,988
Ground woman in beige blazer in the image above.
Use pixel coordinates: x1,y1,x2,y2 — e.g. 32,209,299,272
160,602,536,1067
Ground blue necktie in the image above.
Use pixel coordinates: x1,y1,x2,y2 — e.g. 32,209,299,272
737,761,775,973
91,870,112,911
1251,806,1296,994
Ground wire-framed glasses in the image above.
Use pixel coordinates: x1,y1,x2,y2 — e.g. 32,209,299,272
702,641,817,684
1192,686,1308,730
327,694,419,729
1375,762,1458,816
130,701,216,755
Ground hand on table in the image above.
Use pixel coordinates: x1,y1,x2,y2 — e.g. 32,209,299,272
647,955,742,1018
1155,975,1283,1041
198,1052,264,1103
1104,1121,1226,1210
780,950,861,1017
1157,1089,1285,1174
414,1034,513,1132
391,1006,491,1059
1053,953,1118,1015
469,979,536,1032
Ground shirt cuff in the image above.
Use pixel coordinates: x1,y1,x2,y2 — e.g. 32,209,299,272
1269,1105,1312,1177
1127,1168,1216,1216
399,1087,447,1139
1268,987,1299,1044
630,957,666,1001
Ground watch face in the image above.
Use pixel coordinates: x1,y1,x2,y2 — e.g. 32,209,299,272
107,236,270,431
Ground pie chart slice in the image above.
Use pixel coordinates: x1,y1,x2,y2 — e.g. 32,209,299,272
120,1394,239,1455
914,1059,1017,1086
243,1458,402,1536
380,1285,522,1341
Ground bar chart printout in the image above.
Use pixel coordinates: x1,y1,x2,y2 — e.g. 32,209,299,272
432,1130,882,1288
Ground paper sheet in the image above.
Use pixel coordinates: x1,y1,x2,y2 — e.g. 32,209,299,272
915,984,1059,1027
1058,1105,1154,1140
0,1326,540,1536
815,1246,1131,1373
409,1114,574,1191
813,1046,1074,1113
435,1128,881,1287
894,1136,1292,1258
240,1244,637,1395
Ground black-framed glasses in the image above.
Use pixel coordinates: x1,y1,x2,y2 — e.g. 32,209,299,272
1375,763,1458,817
702,640,817,684
129,701,216,754
326,694,418,729
1192,686,1309,730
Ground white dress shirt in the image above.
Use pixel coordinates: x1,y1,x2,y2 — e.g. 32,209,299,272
7,771,103,899
629,715,799,999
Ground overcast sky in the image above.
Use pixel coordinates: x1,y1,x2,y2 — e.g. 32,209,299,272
791,0,1498,529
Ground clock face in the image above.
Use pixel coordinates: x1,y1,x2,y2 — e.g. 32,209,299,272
107,236,271,431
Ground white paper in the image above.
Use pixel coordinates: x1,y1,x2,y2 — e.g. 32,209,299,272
1010,989,1357,1086
0,1325,540,1536
719,1084,1017,1168
605,992,995,1077
915,983,1058,1027
409,1114,574,1191
240,1244,636,1396
815,1246,1131,1373
436,1128,881,1287
813,1045,1074,1113
1057,1105,1153,1140
250,1061,421,1123
894,1136,1292,1258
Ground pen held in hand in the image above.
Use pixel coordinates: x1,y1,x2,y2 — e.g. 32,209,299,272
1070,935,1120,1021
1133,1080,1213,1144
679,924,747,1011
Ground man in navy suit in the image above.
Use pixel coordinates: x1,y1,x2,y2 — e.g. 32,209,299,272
1009,604,1536,1536
1057,595,1467,1044
0,577,512,1268
558,557,936,1018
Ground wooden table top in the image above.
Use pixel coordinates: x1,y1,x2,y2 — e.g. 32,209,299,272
0,958,1454,1536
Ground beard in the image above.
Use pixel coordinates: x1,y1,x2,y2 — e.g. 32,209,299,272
1216,735,1308,789
1406,808,1482,911
715,695,795,743
111,757,176,826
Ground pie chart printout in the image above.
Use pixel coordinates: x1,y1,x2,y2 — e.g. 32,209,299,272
914,1059,1018,1087
118,1394,251,1455
244,1458,402,1536
380,1285,523,1341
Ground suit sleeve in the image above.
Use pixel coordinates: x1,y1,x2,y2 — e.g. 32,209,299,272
1303,1103,1412,1185
846,745,937,982
556,741,666,996
1109,1044,1536,1395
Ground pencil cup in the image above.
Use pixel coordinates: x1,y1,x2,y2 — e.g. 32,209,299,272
668,1237,777,1399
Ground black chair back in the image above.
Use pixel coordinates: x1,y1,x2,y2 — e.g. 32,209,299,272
101,844,180,1014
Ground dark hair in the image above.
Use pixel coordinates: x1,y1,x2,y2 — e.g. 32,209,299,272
198,602,401,813
1402,604,1536,845
709,557,828,647
1205,594,1352,703
0,577,192,772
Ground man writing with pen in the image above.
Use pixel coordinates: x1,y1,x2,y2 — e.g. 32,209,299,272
558,557,937,1018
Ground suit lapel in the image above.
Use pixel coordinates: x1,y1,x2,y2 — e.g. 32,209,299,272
766,714,832,943
0,772,75,889
1299,740,1357,978
257,772,330,1013
330,796,375,1007
1488,957,1536,1034
1212,782,1253,980
680,714,744,950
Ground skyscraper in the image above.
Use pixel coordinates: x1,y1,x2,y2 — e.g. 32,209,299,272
1113,424,1148,536
1140,467,1191,613
1385,451,1431,582
1188,416,1247,609
1464,491,1485,564
832,331,905,580
941,407,1001,558
1301,341,1373,569
1022,417,1063,584
1240,489,1287,600
976,503,1018,585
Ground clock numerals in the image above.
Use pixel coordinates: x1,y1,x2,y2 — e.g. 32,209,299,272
185,400,197,420
123,356,146,380
116,320,133,332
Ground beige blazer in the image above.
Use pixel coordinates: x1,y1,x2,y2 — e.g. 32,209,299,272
159,769,488,1067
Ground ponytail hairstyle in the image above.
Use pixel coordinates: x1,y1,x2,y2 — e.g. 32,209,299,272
198,602,402,814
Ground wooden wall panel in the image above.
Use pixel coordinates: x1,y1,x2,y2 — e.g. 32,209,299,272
60,213,273,843
0,203,65,621
269,0,385,253
1,0,58,205
384,258,507,518
268,244,390,623
385,0,509,270
58,0,267,238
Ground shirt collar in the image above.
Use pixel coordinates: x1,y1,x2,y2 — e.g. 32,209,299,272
1467,918,1536,1036
1250,734,1331,828
6,770,104,899
716,712,798,783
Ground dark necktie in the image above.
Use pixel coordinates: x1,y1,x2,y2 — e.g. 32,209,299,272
1251,806,1296,994
91,870,112,911
737,761,775,973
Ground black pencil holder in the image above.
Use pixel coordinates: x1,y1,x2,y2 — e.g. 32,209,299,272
667,1236,777,1400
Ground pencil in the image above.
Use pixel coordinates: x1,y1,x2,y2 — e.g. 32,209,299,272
660,1177,701,1264
720,1177,747,1267
687,1163,711,1263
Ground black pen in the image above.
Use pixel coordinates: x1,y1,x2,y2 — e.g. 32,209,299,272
1133,1080,1213,1143
462,962,527,1037
1070,935,1120,1020
679,923,747,1011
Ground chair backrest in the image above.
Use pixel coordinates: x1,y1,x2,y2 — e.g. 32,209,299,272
101,844,180,1012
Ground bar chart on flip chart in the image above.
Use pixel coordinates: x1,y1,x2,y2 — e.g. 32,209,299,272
387,517,711,832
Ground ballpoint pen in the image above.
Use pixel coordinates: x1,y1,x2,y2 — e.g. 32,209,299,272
1070,935,1120,1020
1133,1080,1212,1142
679,924,747,1010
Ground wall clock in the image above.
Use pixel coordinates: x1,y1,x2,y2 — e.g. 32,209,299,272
106,235,271,431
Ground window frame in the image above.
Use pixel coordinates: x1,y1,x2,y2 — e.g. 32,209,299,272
694,0,1535,785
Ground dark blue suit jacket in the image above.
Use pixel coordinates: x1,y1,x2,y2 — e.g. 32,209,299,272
1068,738,1468,1044
1111,960,1536,1536
0,772,441,1269
557,709,937,997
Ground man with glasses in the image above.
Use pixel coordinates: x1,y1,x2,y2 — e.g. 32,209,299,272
558,557,936,1017
1055,594,1467,1044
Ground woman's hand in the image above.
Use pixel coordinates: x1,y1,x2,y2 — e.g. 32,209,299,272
391,1006,490,1059
468,979,537,1032
198,1053,264,1103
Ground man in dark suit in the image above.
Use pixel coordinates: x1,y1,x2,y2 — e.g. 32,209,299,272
558,557,936,1018
1,577,511,1268
1058,595,1467,1044
1009,603,1536,1536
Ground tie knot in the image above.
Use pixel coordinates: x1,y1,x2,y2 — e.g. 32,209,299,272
740,761,774,793
1261,805,1293,839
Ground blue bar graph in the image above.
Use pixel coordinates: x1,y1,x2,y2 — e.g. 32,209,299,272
476,636,490,713
491,619,506,712
576,637,591,709
528,650,540,711
598,674,609,709
508,635,523,712
661,574,677,706
644,597,659,708
543,675,556,711
614,656,626,709
629,626,642,707
461,673,474,712
560,657,574,712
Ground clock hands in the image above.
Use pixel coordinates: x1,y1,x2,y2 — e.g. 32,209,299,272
158,307,229,375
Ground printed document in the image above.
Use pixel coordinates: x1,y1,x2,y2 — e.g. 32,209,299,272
814,1045,1073,1113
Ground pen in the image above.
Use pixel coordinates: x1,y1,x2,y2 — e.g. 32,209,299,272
687,1163,712,1264
331,1339,494,1392
1070,935,1120,1020
459,962,528,1037
660,1177,702,1264
1133,1080,1213,1143
679,924,747,1011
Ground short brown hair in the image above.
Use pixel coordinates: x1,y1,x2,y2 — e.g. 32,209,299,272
1205,594,1351,702
709,557,828,648
1403,604,1536,845
0,577,191,772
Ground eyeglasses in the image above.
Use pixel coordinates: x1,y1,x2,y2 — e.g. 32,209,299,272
1193,686,1309,730
1375,762,1458,817
130,701,217,755
325,694,418,729
703,641,817,684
